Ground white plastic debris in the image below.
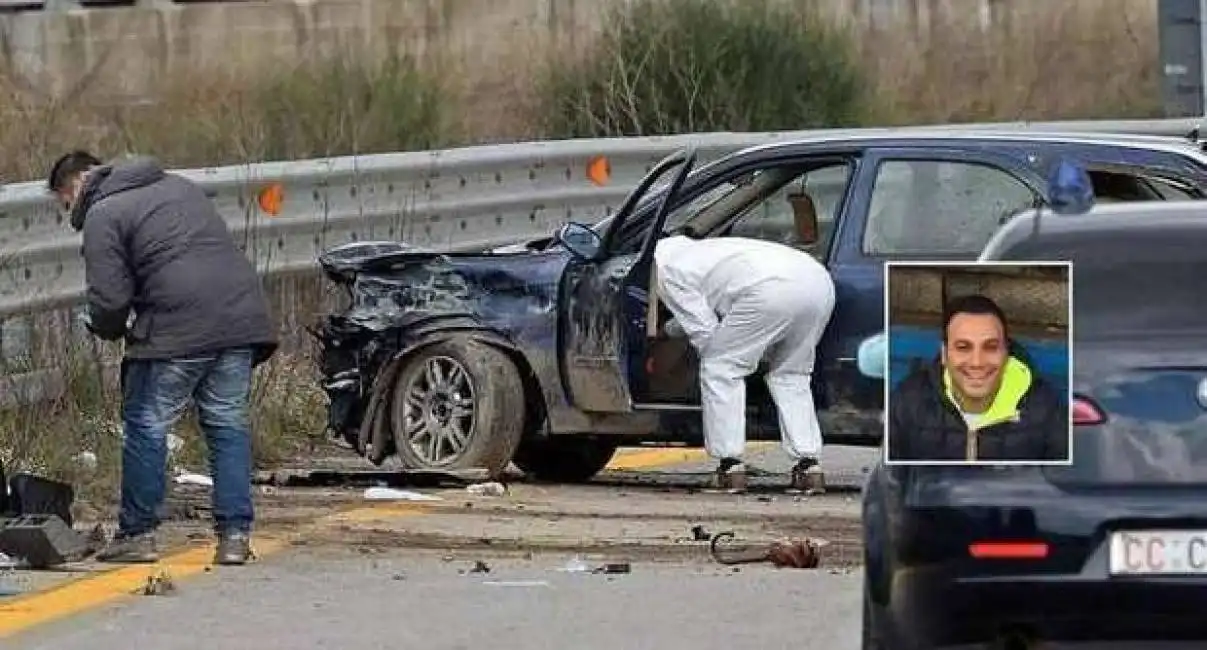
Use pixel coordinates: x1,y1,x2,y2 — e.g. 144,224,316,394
465,482,507,497
362,487,443,502
558,555,591,573
173,472,214,487
73,451,98,470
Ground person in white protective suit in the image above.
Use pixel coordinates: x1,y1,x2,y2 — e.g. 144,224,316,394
653,233,837,493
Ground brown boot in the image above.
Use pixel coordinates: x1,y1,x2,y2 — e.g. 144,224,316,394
712,458,747,494
790,458,825,495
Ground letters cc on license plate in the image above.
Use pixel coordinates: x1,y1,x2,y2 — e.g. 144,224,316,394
1108,530,1207,575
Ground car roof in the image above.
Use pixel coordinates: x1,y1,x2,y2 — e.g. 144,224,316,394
590,129,1207,234
726,128,1207,160
979,200,1207,261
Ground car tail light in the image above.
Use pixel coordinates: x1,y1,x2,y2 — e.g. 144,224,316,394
968,541,1050,560
1072,396,1105,426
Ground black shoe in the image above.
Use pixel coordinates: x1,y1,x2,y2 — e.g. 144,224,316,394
95,531,159,564
214,531,252,566
713,458,748,493
790,458,825,494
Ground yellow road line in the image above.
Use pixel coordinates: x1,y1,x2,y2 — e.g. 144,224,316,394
0,503,426,639
0,444,727,638
607,442,776,471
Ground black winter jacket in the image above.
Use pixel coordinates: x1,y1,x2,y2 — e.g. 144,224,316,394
886,345,1069,462
75,157,279,365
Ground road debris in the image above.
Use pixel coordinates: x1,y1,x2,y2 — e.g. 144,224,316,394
467,560,492,574
559,556,590,573
0,552,22,597
465,482,507,497
690,525,711,541
0,514,90,569
363,487,442,502
257,467,490,489
558,555,632,575
708,531,821,569
137,570,177,596
174,471,214,488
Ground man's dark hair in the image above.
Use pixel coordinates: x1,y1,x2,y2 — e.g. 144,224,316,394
46,150,102,193
941,293,1009,343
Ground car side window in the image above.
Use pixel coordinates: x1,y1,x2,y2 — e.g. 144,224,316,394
725,163,852,259
862,160,1036,256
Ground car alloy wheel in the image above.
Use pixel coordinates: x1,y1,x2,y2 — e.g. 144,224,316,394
399,355,477,466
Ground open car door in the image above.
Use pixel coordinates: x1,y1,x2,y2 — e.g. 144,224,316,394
557,149,697,413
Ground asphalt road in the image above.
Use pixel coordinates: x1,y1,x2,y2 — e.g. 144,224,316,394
14,550,863,650
2,444,877,649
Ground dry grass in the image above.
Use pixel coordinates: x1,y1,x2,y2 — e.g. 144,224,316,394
0,49,460,184
0,345,328,514
863,0,1161,125
0,0,1162,182
0,0,1164,508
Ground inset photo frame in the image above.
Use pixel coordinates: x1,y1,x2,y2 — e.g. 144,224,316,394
883,261,1073,467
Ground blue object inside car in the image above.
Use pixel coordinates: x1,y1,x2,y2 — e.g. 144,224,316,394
856,332,888,380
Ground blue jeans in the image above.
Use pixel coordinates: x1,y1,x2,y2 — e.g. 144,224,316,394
119,347,255,538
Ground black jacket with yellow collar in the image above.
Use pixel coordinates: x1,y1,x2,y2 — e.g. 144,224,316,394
886,343,1070,463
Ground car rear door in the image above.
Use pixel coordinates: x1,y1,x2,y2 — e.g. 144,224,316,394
819,146,1044,437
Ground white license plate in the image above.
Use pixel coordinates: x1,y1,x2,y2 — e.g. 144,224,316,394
1108,530,1207,575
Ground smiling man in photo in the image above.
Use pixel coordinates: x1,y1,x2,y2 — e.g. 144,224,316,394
886,294,1069,463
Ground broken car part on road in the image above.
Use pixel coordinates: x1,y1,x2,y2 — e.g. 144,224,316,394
0,463,95,571
708,531,821,569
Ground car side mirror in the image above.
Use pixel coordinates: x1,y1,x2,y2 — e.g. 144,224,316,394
555,222,603,260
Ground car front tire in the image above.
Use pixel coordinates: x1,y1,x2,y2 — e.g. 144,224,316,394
512,436,619,483
388,336,525,478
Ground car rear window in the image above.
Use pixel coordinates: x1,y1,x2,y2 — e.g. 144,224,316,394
996,229,1207,338
998,228,1207,485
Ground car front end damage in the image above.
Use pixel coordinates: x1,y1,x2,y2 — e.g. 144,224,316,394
313,242,463,456
310,240,568,473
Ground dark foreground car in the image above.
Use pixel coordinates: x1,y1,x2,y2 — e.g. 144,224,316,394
312,130,1207,481
861,200,1207,649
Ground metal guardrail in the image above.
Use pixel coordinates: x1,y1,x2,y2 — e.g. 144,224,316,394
0,117,1203,404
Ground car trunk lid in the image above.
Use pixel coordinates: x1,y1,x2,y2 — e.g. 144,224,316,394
1045,335,1207,488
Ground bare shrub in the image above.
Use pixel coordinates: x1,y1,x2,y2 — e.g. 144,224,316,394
535,0,872,138
0,49,460,183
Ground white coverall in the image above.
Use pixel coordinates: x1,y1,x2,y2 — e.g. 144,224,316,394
653,235,837,462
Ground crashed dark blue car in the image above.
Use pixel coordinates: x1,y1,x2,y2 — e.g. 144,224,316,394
313,130,1207,481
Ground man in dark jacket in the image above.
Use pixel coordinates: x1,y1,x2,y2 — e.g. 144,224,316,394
48,151,279,565
886,294,1069,463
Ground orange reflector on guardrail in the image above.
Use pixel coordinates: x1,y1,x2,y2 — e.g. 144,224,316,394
257,183,284,216
587,156,611,186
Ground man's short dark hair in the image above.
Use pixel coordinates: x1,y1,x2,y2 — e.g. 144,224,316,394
47,150,102,193
941,293,1009,343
